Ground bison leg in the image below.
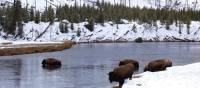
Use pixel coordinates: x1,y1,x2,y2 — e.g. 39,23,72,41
129,72,134,80
129,76,133,80
119,80,124,88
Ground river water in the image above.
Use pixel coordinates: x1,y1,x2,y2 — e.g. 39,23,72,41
0,42,200,88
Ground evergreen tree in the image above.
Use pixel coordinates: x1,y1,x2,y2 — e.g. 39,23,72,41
30,7,34,21
77,29,81,37
22,7,29,23
71,23,74,31
47,6,55,24
178,21,183,34
34,11,40,24
85,18,94,32
4,0,23,35
64,22,68,33
59,22,68,33
41,11,47,22
59,22,64,33
16,22,24,38
96,8,104,25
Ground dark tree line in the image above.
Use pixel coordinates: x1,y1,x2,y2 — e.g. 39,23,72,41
1,1,200,36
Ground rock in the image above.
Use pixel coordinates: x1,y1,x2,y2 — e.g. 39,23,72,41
135,37,143,43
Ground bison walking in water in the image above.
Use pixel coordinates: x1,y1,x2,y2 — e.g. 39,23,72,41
119,59,139,71
42,58,62,69
109,63,135,88
144,59,172,72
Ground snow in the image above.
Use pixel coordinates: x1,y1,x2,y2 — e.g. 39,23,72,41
0,0,200,42
1,0,200,11
0,40,12,44
2,20,199,42
12,41,63,45
0,39,63,46
123,62,200,88
0,40,64,50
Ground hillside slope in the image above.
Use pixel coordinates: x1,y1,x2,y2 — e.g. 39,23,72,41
1,20,199,42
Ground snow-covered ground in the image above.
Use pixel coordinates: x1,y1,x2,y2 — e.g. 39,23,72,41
0,0,200,11
123,62,200,88
0,0,200,42
2,20,200,42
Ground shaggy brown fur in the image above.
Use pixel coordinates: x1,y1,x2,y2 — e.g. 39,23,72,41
119,59,139,71
109,63,135,88
42,58,61,68
164,59,172,67
144,59,172,72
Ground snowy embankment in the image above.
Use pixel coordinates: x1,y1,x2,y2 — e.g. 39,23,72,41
123,62,200,88
4,21,200,42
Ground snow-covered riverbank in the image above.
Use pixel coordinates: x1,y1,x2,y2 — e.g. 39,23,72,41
123,62,200,88
0,40,74,56
2,21,200,43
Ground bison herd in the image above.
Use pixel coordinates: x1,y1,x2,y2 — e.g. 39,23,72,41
41,57,172,88
109,59,172,88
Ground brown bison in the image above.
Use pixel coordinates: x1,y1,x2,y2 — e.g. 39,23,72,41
144,59,172,72
42,58,62,69
109,63,135,88
119,59,139,71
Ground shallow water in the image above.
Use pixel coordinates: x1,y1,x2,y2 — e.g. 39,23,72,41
0,42,200,88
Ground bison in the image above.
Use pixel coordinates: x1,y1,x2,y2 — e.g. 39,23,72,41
42,58,62,69
119,59,139,71
144,59,172,72
109,63,135,88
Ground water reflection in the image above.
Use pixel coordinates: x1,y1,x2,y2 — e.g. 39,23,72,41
0,59,21,88
0,42,200,88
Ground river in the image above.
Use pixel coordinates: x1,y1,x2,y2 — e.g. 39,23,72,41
0,42,200,88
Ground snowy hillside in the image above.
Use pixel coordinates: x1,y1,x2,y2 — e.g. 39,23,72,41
123,62,200,88
1,0,200,42
2,20,200,42
0,0,200,10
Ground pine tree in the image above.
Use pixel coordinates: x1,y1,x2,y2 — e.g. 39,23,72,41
71,23,74,31
186,15,191,34
77,29,81,37
22,7,29,23
16,22,24,38
47,6,55,24
41,11,46,22
30,7,34,21
34,11,40,24
178,21,183,34
5,0,23,35
59,22,68,33
64,22,68,33
96,8,104,25
85,18,94,32
59,22,64,33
